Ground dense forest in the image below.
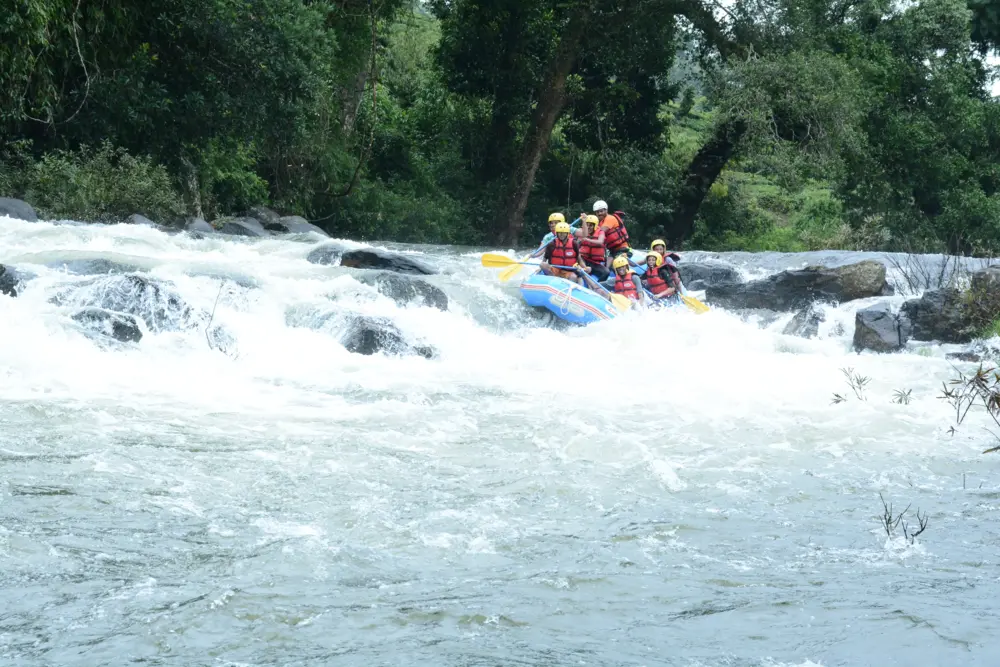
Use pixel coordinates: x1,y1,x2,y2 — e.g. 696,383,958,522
2,0,1000,252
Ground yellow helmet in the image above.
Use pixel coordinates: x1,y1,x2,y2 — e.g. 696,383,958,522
650,239,667,251
646,250,663,266
612,255,630,270
584,214,599,226
554,221,571,234
548,212,566,224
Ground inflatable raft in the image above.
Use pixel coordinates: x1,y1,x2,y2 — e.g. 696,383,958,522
519,273,620,324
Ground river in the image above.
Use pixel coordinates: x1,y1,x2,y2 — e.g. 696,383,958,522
1,216,998,666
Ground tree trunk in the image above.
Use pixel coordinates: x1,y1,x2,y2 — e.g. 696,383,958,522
495,1,594,246
669,118,747,246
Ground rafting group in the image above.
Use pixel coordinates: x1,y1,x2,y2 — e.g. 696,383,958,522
482,200,709,324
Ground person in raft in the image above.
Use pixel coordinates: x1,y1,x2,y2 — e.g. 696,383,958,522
608,254,644,303
577,214,610,282
529,212,565,260
539,221,587,283
589,199,631,265
641,251,678,300
648,238,682,293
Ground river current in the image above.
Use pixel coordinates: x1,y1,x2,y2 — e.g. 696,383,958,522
1,216,998,666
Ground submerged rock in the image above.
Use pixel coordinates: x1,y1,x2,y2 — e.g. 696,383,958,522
279,215,328,236
706,260,890,311
306,243,346,265
52,274,194,332
71,308,143,343
853,303,911,352
341,315,436,358
124,213,160,228
45,258,140,275
782,303,826,339
0,264,21,297
0,197,38,222
184,217,215,235
357,271,448,311
680,261,741,291
215,217,270,238
340,248,436,275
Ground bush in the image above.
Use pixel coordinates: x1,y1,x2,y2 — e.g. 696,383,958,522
18,142,185,222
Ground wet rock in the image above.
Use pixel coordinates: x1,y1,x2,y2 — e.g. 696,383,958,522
947,351,983,363
0,197,38,222
901,289,975,344
680,261,741,291
46,258,140,275
357,271,448,311
279,215,328,236
341,315,436,358
52,274,193,332
184,217,215,235
306,243,346,265
71,308,143,343
215,216,270,238
340,248,436,275
853,303,911,352
782,303,826,339
124,213,159,228
245,206,283,231
0,264,21,297
705,260,889,311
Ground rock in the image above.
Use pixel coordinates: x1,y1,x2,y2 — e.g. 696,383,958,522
215,217,270,238
357,272,448,311
853,303,911,352
245,206,283,231
52,274,194,332
306,243,346,265
901,289,975,344
680,261,741,291
341,316,436,358
184,217,215,234
971,265,1000,293
0,197,38,222
279,215,329,236
0,264,21,297
947,351,983,363
124,214,159,228
705,260,889,311
71,308,143,343
340,248,436,275
45,258,140,275
782,303,826,339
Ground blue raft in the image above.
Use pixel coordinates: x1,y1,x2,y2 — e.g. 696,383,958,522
519,273,620,324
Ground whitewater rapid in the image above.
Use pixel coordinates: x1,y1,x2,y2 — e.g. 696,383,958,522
1,216,998,666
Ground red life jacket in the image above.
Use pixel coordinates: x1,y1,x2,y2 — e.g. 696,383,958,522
612,271,639,299
549,236,578,268
601,213,630,252
642,266,669,294
579,228,606,265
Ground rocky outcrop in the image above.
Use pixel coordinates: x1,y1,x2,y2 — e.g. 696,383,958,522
215,217,269,238
900,289,975,344
244,206,283,231
853,303,911,352
340,248,436,275
680,261,741,291
782,303,825,339
184,217,215,235
306,243,346,265
705,260,890,311
71,308,143,343
0,264,21,297
278,215,329,236
357,271,448,311
52,274,194,332
341,316,435,358
0,198,38,222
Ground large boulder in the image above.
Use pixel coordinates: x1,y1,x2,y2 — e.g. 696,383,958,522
124,213,159,228
306,243,346,266
0,264,21,297
340,248,436,275
184,217,215,235
215,217,270,238
341,316,435,358
705,260,890,311
71,308,143,343
782,303,826,339
52,274,194,332
244,206,283,231
0,198,38,222
357,272,448,311
901,289,976,344
853,303,911,352
279,215,329,236
680,261,741,291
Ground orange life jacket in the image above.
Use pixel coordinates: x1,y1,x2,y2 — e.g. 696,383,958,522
601,213,630,252
549,235,578,268
612,271,639,299
579,228,606,265
642,266,669,294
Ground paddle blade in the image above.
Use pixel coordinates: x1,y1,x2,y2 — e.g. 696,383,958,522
499,254,530,282
480,252,519,268
682,294,710,314
610,293,632,311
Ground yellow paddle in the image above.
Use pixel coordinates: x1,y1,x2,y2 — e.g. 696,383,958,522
680,292,710,314
480,253,632,312
498,252,532,282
